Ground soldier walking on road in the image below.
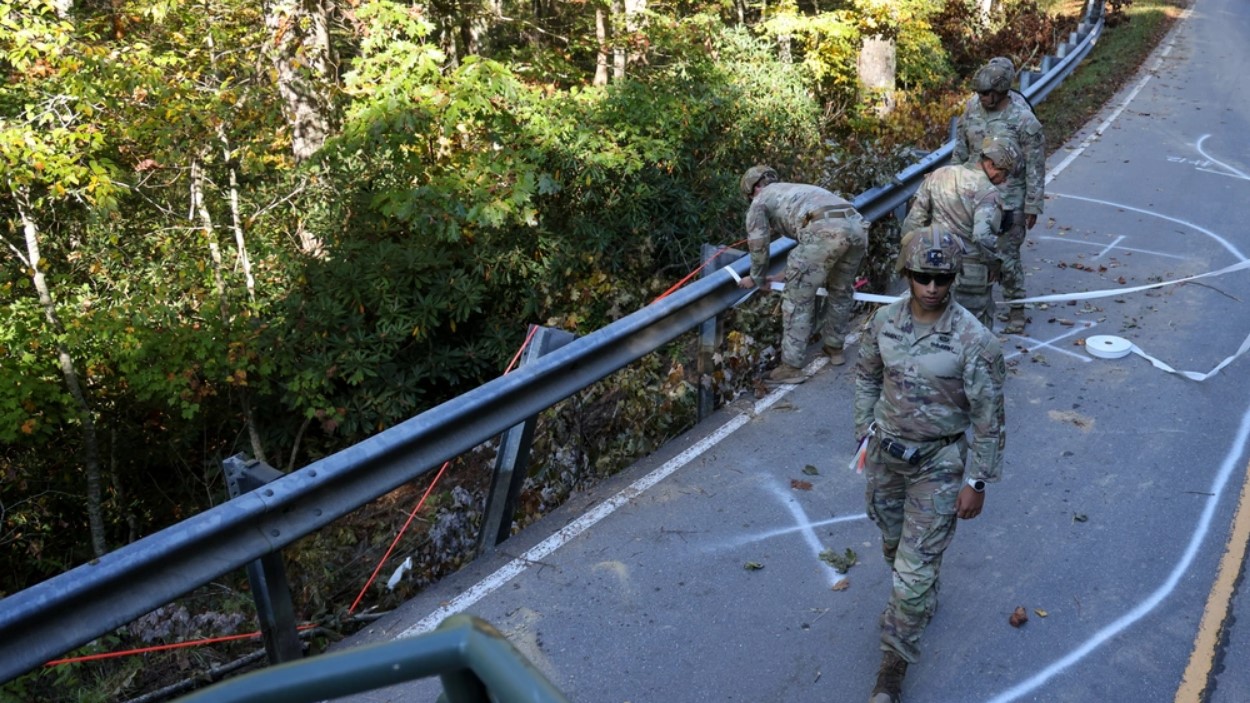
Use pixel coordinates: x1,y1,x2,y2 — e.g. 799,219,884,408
901,135,1018,328
953,57,1045,335
737,165,868,384
853,228,1007,703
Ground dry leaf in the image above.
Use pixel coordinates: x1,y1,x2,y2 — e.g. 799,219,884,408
744,561,764,571
1034,608,1049,618
791,479,813,491
1010,606,1029,628
832,579,851,591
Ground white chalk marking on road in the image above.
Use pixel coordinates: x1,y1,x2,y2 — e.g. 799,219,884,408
1050,193,1246,261
1033,235,1189,261
1045,38,1177,186
716,513,868,551
765,479,855,587
396,358,828,639
985,403,1250,703
1194,134,1250,182
989,6,1245,699
1003,321,1097,363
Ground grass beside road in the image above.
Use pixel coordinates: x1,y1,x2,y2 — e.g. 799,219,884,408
1038,0,1191,151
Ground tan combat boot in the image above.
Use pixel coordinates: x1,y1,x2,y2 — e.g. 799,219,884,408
823,345,846,366
869,650,908,703
765,363,806,385
1001,307,1027,335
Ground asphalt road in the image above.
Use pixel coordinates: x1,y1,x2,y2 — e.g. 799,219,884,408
330,1,1250,700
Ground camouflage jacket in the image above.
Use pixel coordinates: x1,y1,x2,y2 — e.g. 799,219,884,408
901,163,1002,263
745,183,858,281
952,91,1045,216
854,297,1007,481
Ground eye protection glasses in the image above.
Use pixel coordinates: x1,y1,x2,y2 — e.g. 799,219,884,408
910,271,956,287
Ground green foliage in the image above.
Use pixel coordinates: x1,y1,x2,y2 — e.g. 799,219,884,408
760,0,955,118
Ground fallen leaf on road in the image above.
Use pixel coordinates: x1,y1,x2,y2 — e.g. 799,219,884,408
820,548,858,573
791,479,813,491
832,580,850,591
1010,606,1029,628
1034,608,1049,618
744,561,764,571
1048,409,1094,432
803,464,820,476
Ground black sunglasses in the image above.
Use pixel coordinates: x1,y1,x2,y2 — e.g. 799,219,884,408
910,271,956,286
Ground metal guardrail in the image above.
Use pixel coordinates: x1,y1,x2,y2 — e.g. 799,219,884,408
170,615,571,703
0,4,1105,686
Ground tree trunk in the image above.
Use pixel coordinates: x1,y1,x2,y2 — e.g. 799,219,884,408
264,0,336,163
611,0,625,80
978,0,994,23
594,3,609,86
15,192,108,557
624,0,644,66
191,159,269,465
857,36,897,116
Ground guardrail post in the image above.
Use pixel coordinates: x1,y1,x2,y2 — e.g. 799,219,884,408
476,326,576,555
1086,0,1104,22
223,455,304,665
697,244,745,421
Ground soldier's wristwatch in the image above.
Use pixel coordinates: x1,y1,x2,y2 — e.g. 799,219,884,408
965,477,986,493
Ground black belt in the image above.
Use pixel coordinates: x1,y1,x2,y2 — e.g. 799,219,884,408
878,432,963,465
803,206,855,225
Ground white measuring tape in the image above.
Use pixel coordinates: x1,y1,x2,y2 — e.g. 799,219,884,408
723,258,1250,382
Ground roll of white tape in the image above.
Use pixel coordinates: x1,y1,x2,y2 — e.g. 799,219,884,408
1085,335,1133,360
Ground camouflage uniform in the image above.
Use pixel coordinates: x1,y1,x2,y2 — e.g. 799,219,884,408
853,296,1006,664
900,163,1003,327
953,90,1045,307
746,183,868,368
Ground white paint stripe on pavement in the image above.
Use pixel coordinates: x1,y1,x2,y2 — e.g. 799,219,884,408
396,358,828,639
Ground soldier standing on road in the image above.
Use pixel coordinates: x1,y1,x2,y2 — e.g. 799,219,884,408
953,57,1046,335
737,166,868,384
853,227,1007,703
901,135,1019,328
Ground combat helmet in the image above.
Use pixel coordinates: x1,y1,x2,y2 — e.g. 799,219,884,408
896,226,963,274
741,165,779,199
979,134,1020,172
972,57,1015,93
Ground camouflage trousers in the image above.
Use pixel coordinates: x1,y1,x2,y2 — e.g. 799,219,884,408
997,212,1028,306
780,216,867,368
864,436,966,664
954,256,996,329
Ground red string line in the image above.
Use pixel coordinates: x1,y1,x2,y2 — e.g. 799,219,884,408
650,239,747,304
346,323,537,614
46,624,318,666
